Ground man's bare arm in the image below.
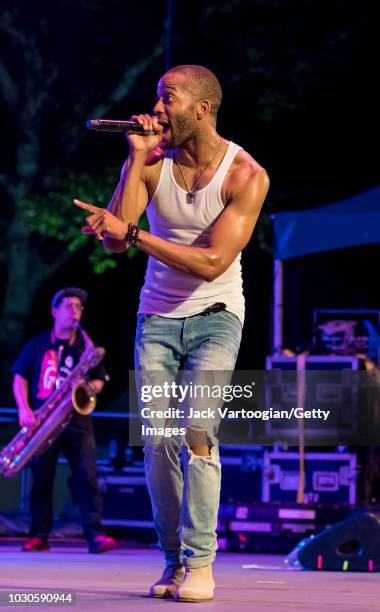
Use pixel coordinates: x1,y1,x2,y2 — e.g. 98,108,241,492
13,374,36,427
102,152,150,252
136,166,269,281
102,116,164,252
74,160,269,280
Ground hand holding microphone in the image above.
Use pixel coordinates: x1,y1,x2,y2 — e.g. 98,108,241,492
87,114,163,152
86,119,155,134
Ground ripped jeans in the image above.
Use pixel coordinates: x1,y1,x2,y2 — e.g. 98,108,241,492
134,310,242,568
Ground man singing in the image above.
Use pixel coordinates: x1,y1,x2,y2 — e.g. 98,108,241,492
75,65,269,601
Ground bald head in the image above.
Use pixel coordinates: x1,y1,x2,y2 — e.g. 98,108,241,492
164,65,222,119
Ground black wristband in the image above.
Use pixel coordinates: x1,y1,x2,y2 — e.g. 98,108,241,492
124,223,140,246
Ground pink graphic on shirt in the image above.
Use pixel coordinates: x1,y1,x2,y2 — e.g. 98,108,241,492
37,349,58,399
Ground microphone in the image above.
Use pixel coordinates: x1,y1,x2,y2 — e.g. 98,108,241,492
86,119,155,135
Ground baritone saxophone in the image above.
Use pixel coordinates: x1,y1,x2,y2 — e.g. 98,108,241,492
0,330,105,477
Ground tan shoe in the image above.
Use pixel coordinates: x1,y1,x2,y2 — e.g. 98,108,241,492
175,565,215,602
149,565,185,598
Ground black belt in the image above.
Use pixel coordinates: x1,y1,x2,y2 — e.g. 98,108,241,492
199,302,226,316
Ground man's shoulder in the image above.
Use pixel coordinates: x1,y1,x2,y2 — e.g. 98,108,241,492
34,330,51,343
23,330,50,349
232,147,266,180
11,330,50,374
224,145,269,198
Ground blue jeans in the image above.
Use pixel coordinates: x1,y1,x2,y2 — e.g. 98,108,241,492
134,310,242,568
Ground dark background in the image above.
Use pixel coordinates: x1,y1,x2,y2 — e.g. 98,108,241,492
1,0,378,410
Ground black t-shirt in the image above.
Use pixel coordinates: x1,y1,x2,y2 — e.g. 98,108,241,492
11,330,105,429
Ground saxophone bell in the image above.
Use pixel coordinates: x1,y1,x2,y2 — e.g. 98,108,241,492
72,382,97,416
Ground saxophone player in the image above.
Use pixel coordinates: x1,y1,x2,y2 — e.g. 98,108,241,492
11,287,116,554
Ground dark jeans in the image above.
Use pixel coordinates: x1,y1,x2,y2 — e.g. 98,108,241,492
29,420,103,543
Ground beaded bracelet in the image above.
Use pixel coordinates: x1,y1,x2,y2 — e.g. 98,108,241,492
124,223,140,246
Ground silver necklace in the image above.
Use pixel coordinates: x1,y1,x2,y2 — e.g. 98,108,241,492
174,138,223,204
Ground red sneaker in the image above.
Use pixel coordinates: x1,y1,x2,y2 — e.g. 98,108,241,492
88,535,117,554
22,537,49,552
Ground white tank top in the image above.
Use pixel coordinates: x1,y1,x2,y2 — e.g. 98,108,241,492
138,141,245,325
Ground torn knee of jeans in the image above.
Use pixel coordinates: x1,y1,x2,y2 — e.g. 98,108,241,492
185,427,220,463
185,427,210,448
186,444,219,465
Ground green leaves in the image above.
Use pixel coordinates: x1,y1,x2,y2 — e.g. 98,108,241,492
22,167,120,272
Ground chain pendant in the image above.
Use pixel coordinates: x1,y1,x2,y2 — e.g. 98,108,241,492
174,137,223,205
186,191,195,204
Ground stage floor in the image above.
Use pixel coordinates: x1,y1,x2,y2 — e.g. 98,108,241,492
0,542,379,611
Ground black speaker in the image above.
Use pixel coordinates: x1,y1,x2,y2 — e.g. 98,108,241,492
298,512,380,571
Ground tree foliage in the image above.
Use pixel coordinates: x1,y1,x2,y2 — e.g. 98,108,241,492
0,0,377,398
23,168,120,273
